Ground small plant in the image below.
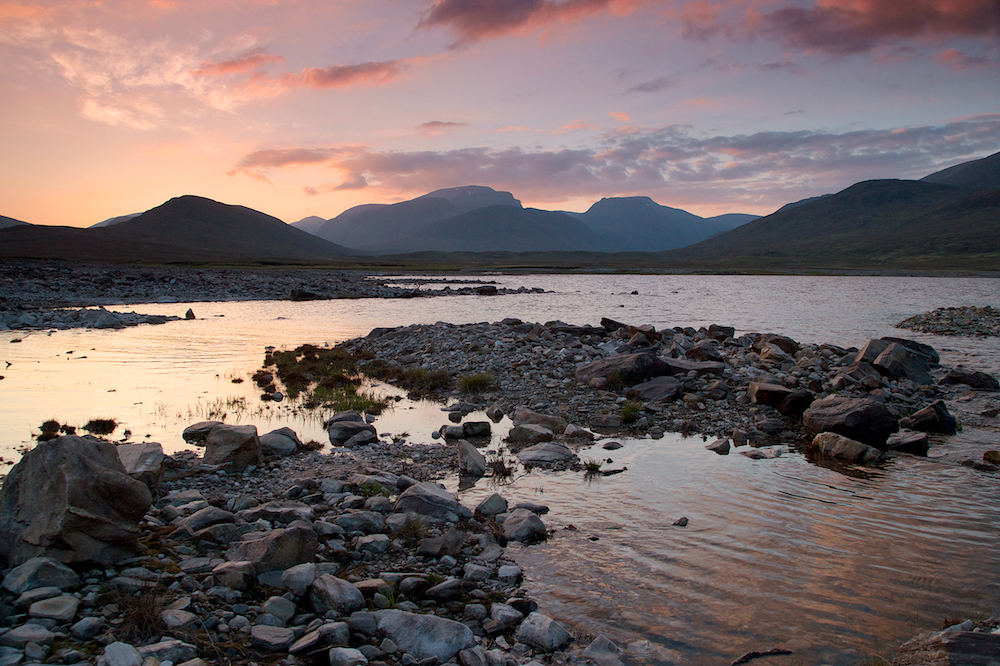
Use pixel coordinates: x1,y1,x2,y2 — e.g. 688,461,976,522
620,400,642,424
83,418,118,436
110,589,166,643
391,432,410,443
458,372,494,394
357,481,392,499
397,517,428,544
486,450,515,481
583,458,603,472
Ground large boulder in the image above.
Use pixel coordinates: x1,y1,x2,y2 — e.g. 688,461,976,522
457,440,487,478
393,483,472,522
899,400,958,435
517,442,577,466
327,420,377,446
754,334,800,356
810,432,882,464
802,396,899,448
225,526,318,573
873,343,933,385
575,353,672,387
854,339,890,365
373,609,475,662
182,421,222,444
503,508,547,543
630,376,683,402
506,424,554,444
747,382,792,407
0,435,152,566
259,427,302,457
939,368,999,391
310,574,365,614
509,407,567,432
2,557,80,594
116,442,165,494
204,424,263,471
516,612,573,652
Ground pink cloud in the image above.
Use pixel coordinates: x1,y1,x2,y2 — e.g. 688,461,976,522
937,47,995,70
192,49,286,77
609,111,631,121
418,120,469,136
419,0,640,46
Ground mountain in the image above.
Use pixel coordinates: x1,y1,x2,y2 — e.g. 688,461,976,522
377,205,604,253
0,195,354,262
90,213,140,228
0,215,29,229
290,216,328,235
920,151,1000,191
660,176,1000,269
568,196,756,251
317,185,521,249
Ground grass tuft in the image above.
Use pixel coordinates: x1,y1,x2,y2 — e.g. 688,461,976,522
458,372,494,394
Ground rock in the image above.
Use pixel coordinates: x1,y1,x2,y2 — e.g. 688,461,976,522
373,609,475,662
497,565,521,584
939,368,999,391
507,424,554,444
503,508,547,543
756,417,785,434
517,442,576,465
416,526,465,558
984,451,1000,465
881,336,940,365
854,339,890,365
28,593,79,622
161,609,198,630
239,501,314,524
747,382,793,407
489,603,524,628
458,440,487,477
393,483,472,522
136,639,197,663
212,560,255,591
837,362,884,387
464,563,491,581
509,407,567,432
0,623,54,648
899,400,958,435
327,421,377,445
259,427,302,457
185,308,196,319
344,430,379,448
182,421,221,444
582,635,625,666
251,625,296,652
892,630,1000,666
776,391,815,418
116,442,165,493
575,353,672,387
705,439,730,454
225,525,318,573
2,557,80,594
281,562,317,597
630,376,683,402
873,343,933,385
603,441,623,450
310,575,365,614
739,446,783,460
262,595,297,624
335,511,385,534
516,612,573,652
70,616,106,640
0,435,152,566
475,494,508,517
663,357,726,376
462,422,491,438
329,647,368,666
564,423,594,440
811,432,882,464
356,534,390,553
887,430,930,456
802,396,899,448
102,642,142,666
175,506,236,533
204,424,263,471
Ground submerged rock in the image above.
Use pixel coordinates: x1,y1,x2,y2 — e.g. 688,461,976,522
802,396,899,448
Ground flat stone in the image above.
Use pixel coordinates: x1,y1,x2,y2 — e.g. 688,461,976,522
503,508,547,543
102,641,142,666
328,647,369,666
136,639,197,663
28,594,79,622
517,442,576,465
747,381,793,407
0,624,54,648
811,432,882,464
393,483,471,522
516,612,573,652
629,376,683,402
373,609,475,662
161,609,198,630
251,625,296,652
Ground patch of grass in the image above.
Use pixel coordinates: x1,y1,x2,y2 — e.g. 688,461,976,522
110,589,166,644
305,385,390,413
357,481,392,498
583,458,603,472
458,372,494,394
620,400,642,424
83,418,118,436
486,450,515,482
397,517,428,544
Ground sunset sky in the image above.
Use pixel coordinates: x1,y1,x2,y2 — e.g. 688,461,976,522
1,0,998,228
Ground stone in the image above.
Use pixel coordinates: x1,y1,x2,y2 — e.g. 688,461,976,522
892,630,1000,666
281,562,317,597
175,506,236,533
416,526,465,558
517,442,576,465
225,525,318,573
706,439,730,454
28,594,79,622
873,343,933,385
102,642,142,666
630,376,683,402
575,353,672,387
310,574,365,614
239,501,314,524
776,391,815,418
262,596,297,624
516,612,573,652
212,560,255,590
497,565,522,584
747,382,793,407
462,422,491,438
356,534,390,553
137,640,197,663
251,625,296,652
335,511,385,534
564,423,594,440
811,432,882,464
320,621,352,646
2,557,80,595
475,493,508,517
899,400,958,435
204,424,263,471
503,508,547,543
393,482,472,522
116,442,165,493
463,563,491,581
583,635,625,666
327,421,377,446
887,429,930,456
344,430,379,448
347,611,378,635
458,440,487,477
182,421,222,444
837,361,884,387
0,624,54,648
662,357,726,376
985,451,1000,465
939,368,999,391
161,609,198,630
507,424,554,444
373,609,475,662
854,339,890,365
0,435,152,566
70,616,106,640
803,396,899,448
329,647,368,666
509,407,567,432
739,446,783,460
259,427,302,457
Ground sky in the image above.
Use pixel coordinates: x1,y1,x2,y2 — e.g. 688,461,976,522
1,0,998,227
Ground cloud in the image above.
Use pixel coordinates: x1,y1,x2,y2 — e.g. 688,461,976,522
629,74,676,93
552,119,598,134
290,61,405,89
937,47,995,70
419,0,638,46
609,111,631,122
418,120,469,136
759,0,1000,56
192,48,285,77
236,115,1000,209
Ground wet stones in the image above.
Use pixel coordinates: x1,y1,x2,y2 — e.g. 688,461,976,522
939,368,999,391
393,483,472,522
575,353,672,388
899,400,958,435
630,376,683,402
811,432,882,463
802,396,899,448
373,609,475,662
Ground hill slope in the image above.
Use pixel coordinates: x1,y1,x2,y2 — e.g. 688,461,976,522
90,213,140,228
290,215,328,235
920,151,1000,191
0,215,29,229
0,195,353,262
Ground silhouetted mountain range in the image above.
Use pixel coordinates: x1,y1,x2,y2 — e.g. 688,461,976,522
0,215,29,229
89,213,141,228
290,216,328,235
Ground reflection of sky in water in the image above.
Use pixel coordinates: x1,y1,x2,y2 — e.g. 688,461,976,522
1,274,998,665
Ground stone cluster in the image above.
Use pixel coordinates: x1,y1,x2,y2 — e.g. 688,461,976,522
897,305,1000,337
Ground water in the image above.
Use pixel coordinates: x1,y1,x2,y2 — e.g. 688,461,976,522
2,273,999,663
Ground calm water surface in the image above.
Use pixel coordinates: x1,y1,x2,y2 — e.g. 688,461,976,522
2,274,999,665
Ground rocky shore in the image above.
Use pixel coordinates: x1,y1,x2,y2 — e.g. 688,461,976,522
897,305,1000,337
0,260,541,331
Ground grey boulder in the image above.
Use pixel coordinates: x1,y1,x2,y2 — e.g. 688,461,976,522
393,483,471,522
802,396,898,448
503,508,547,543
116,442,165,494
516,612,573,651
810,432,882,464
310,574,365,614
374,609,475,662
204,424,263,471
259,427,302,457
2,556,80,594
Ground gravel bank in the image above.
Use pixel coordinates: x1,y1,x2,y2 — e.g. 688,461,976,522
897,305,1000,337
